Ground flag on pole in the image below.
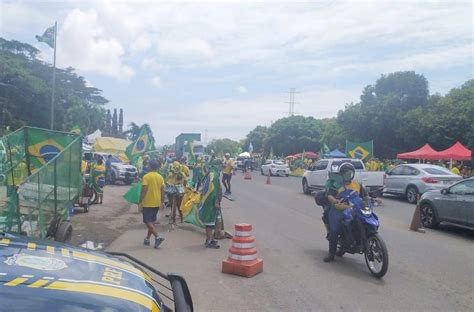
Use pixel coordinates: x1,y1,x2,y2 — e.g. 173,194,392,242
36,25,56,48
320,143,330,156
346,140,374,160
125,125,155,166
185,140,196,165
248,142,254,153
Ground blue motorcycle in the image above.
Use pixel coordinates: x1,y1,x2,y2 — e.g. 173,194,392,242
336,188,389,278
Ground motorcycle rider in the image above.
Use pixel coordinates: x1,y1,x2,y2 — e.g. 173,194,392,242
324,162,369,262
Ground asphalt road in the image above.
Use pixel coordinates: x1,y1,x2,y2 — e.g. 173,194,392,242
106,172,473,311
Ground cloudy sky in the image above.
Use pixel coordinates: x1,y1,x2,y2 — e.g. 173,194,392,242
0,0,472,144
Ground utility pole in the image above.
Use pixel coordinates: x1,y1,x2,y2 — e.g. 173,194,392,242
286,88,298,116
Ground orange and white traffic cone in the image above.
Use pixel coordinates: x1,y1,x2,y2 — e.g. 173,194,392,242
409,194,425,233
266,171,271,185
222,223,263,277
244,169,252,180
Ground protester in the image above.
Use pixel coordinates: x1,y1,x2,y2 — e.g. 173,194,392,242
90,158,106,204
139,160,165,248
167,160,185,224
105,154,113,184
222,153,233,195
451,162,461,175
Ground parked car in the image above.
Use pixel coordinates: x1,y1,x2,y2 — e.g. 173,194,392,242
0,232,193,311
84,152,138,185
383,164,462,204
302,158,385,194
261,160,290,177
418,178,474,229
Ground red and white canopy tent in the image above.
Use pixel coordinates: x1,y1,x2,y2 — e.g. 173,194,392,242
436,141,472,161
397,144,440,160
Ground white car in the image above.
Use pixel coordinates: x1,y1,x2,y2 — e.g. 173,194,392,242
84,152,138,185
261,160,290,177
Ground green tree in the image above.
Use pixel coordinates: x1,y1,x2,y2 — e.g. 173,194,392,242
205,138,241,156
0,37,108,134
243,125,268,152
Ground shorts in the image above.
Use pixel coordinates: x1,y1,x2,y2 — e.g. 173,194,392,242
143,207,159,224
222,173,232,182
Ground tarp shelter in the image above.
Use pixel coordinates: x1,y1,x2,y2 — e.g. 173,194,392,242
85,129,102,145
292,151,319,159
93,137,130,162
397,144,440,160
436,142,472,161
326,149,346,158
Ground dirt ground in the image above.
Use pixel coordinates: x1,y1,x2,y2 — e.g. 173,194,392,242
70,184,142,249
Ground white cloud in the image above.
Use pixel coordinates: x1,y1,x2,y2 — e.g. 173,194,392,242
150,76,161,87
237,86,248,94
53,9,134,81
130,35,152,55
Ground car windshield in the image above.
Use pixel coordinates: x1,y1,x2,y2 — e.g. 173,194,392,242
422,167,452,175
275,161,285,165
109,156,122,163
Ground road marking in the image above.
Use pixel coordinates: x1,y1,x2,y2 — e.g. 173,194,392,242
4,277,28,286
28,279,49,288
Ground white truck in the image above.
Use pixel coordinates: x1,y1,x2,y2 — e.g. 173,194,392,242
302,158,384,195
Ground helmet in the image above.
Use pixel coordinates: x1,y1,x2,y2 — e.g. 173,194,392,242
330,162,355,183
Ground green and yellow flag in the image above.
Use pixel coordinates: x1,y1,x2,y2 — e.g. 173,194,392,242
320,143,330,156
125,125,155,166
27,128,75,170
346,140,373,160
36,25,56,48
70,125,82,135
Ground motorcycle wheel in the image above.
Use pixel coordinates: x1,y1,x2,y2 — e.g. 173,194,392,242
364,234,389,278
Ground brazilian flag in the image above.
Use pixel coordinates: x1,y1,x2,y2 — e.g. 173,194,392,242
27,128,75,170
125,125,155,166
346,140,373,160
185,140,196,165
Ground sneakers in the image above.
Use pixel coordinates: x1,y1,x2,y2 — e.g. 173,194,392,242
144,238,150,246
205,239,220,249
154,237,165,249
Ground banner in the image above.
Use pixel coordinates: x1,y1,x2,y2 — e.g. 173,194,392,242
346,140,373,160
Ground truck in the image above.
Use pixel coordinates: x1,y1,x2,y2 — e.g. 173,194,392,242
302,158,384,195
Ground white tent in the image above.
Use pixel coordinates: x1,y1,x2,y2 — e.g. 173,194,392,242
239,152,251,158
85,129,102,145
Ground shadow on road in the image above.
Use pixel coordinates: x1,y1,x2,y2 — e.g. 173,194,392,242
304,248,387,284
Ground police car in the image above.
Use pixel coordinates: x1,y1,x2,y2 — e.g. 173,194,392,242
0,232,193,312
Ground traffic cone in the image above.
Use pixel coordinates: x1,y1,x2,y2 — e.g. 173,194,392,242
244,169,252,180
409,194,425,233
266,171,271,185
222,223,263,277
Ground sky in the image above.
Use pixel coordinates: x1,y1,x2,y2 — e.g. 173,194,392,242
0,0,472,145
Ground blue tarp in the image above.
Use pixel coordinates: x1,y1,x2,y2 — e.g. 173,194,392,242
325,149,346,158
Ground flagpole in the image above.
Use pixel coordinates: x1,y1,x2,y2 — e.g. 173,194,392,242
50,21,57,130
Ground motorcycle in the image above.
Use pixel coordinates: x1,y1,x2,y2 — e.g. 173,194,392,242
317,188,389,278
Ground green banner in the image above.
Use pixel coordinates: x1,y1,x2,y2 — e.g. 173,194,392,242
346,140,373,160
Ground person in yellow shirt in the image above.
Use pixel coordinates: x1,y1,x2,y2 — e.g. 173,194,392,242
139,160,165,248
222,153,233,195
451,163,461,175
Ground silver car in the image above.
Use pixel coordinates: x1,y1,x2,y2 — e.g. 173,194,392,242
419,178,474,229
383,164,462,203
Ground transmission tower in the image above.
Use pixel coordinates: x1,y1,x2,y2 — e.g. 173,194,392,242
286,88,299,116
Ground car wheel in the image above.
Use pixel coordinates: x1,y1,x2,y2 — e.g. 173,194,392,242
286,174,290,177
420,203,439,229
302,179,310,194
406,186,419,204
55,221,73,243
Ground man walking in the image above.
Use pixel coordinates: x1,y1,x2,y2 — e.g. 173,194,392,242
105,155,113,184
139,160,165,248
222,153,233,195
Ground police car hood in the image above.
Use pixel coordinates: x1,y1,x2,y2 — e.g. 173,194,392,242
0,233,163,312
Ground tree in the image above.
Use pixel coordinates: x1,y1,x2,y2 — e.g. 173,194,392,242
243,125,268,153
0,37,108,134
264,115,323,156
205,138,241,156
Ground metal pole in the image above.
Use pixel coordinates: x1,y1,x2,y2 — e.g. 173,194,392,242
50,21,57,130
